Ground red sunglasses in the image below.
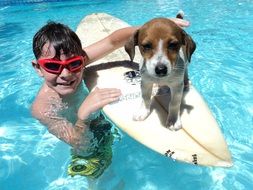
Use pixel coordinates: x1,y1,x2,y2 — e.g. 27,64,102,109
37,56,85,74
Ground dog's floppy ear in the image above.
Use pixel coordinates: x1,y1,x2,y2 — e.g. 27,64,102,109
182,31,196,62
124,30,139,62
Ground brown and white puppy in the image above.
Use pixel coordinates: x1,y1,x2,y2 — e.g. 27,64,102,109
125,13,196,130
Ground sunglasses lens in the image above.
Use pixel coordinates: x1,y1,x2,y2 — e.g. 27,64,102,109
69,60,83,71
44,62,61,71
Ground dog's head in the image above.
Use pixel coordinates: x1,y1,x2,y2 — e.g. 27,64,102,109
125,17,196,78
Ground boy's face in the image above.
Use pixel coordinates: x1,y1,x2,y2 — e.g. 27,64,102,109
33,42,84,96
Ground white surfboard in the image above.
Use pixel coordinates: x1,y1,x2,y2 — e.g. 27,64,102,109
76,13,232,167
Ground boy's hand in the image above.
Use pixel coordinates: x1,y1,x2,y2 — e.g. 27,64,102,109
77,87,121,120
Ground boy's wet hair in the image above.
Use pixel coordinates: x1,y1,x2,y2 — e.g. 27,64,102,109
33,21,86,59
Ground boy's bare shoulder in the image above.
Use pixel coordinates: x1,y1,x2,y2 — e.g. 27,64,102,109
31,84,59,121
31,96,47,120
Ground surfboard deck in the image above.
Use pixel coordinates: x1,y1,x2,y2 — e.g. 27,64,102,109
76,13,232,167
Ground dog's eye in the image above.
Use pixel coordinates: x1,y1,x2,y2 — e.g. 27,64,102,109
167,42,179,50
142,43,152,51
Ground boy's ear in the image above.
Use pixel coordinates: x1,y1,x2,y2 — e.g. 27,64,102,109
32,60,43,77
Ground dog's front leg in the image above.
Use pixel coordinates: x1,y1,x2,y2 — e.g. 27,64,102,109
166,84,184,130
133,80,153,121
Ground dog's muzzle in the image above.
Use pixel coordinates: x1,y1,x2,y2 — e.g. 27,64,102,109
155,64,168,77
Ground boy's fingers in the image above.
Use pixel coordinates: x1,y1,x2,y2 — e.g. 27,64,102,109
100,89,122,96
101,96,120,106
99,88,121,93
99,92,121,100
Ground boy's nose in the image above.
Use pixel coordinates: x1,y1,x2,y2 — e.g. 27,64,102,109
60,67,72,77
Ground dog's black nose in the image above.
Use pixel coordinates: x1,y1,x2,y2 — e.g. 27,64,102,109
155,65,167,76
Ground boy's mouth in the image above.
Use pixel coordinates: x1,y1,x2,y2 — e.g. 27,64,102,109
58,81,75,86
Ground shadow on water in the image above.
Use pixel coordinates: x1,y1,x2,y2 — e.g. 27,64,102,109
0,22,24,39
0,22,24,62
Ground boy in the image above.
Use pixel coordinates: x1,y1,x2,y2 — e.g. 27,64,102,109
31,17,189,178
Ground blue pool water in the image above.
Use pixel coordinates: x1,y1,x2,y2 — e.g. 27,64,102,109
0,0,253,189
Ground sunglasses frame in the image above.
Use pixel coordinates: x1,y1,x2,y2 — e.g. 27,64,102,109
37,55,86,74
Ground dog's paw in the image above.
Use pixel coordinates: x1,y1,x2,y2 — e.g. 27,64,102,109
166,116,182,131
168,122,182,131
133,107,151,121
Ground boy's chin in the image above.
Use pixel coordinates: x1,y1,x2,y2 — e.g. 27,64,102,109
58,90,75,96
54,85,77,96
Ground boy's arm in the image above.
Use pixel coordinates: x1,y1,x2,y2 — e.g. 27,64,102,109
31,86,121,148
84,26,138,64
31,98,88,149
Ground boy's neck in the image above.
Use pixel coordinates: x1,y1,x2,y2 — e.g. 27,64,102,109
61,81,88,102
